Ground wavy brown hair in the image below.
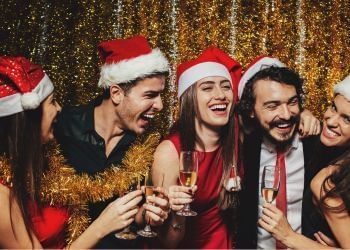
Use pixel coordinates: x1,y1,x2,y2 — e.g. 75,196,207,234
319,148,350,214
0,106,45,247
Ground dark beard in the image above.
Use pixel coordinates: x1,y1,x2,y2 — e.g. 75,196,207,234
255,115,300,149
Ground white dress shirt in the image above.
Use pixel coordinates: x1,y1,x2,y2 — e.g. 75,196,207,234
257,134,305,249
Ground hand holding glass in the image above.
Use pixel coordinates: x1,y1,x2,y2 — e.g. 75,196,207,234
137,172,157,238
261,165,280,203
114,176,140,240
177,151,198,216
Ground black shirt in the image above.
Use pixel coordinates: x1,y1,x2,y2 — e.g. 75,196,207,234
54,96,140,248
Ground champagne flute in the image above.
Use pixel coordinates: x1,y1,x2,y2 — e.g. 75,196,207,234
261,165,280,203
115,175,140,240
177,151,198,216
137,171,157,238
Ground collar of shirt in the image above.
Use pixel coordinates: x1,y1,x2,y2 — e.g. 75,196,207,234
80,96,136,146
261,133,300,154
80,96,103,134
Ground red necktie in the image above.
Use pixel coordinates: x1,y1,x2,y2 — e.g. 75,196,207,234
275,148,287,249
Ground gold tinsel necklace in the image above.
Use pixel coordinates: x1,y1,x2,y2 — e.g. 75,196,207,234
0,133,160,244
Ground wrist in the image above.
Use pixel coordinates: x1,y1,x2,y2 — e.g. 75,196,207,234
283,229,297,248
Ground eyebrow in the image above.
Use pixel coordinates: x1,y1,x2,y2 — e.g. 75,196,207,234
263,95,298,106
144,90,160,95
199,80,231,86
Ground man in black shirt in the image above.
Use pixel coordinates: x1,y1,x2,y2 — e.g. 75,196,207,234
55,35,170,248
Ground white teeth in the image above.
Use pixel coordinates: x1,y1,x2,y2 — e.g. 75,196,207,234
210,104,227,110
326,126,338,137
143,114,155,119
277,124,290,128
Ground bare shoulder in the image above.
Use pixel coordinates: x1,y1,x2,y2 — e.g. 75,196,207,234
153,140,179,166
152,140,179,188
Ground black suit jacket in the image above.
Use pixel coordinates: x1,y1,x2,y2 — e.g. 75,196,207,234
236,132,318,249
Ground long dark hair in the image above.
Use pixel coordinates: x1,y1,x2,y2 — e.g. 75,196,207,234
177,84,237,213
319,148,350,214
0,106,45,246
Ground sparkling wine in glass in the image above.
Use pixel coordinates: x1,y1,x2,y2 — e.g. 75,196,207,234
177,151,198,217
261,165,280,203
137,171,157,238
115,175,140,240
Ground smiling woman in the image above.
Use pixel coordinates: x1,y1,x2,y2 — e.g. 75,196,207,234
152,46,242,249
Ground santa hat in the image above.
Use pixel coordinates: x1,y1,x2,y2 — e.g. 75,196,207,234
98,35,169,88
176,46,242,99
238,55,286,99
334,74,350,102
0,56,54,117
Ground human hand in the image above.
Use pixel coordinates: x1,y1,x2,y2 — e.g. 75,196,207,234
95,190,142,236
168,185,197,211
299,109,321,138
258,203,294,244
314,231,338,247
142,187,170,226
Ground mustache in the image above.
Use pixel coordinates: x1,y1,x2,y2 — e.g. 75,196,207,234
269,115,299,128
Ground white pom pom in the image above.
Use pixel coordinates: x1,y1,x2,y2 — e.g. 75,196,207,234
224,176,241,192
21,92,41,110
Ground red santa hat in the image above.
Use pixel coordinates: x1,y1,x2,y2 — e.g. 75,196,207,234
176,46,242,100
0,56,54,117
238,55,286,99
334,74,350,101
98,35,169,88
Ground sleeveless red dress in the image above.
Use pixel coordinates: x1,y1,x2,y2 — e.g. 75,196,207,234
0,179,69,249
167,133,231,249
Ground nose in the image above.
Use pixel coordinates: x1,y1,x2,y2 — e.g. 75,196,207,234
153,95,163,111
278,104,292,120
325,111,339,128
214,85,225,100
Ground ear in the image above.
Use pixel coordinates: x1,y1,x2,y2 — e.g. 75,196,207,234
110,84,124,105
250,111,255,118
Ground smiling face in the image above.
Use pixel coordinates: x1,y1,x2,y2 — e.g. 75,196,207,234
252,79,300,145
195,76,233,129
116,75,165,135
321,94,350,147
41,93,62,143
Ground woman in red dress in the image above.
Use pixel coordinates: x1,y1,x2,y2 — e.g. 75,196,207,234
0,56,143,248
152,46,242,249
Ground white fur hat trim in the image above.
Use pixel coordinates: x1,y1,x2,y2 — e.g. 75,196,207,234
334,74,350,102
98,48,169,88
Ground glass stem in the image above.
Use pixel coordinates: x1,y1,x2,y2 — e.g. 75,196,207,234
183,203,191,212
144,223,152,232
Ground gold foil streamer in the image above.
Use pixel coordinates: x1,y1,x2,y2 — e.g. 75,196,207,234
302,1,331,118
0,133,160,243
2,0,349,126
265,0,299,67
234,0,268,66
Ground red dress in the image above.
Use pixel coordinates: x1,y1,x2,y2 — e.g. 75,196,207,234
167,133,231,249
0,179,69,249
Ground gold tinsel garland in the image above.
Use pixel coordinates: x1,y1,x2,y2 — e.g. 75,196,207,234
0,133,160,244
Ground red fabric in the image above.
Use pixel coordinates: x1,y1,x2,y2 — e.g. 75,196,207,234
166,133,232,249
98,35,152,64
0,56,45,96
275,149,287,249
0,179,69,249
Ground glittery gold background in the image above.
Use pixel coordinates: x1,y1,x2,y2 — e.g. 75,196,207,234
1,0,350,135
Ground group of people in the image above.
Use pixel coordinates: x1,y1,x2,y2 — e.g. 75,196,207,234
0,34,349,249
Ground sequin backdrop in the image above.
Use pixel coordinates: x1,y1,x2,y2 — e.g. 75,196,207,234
1,0,350,135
